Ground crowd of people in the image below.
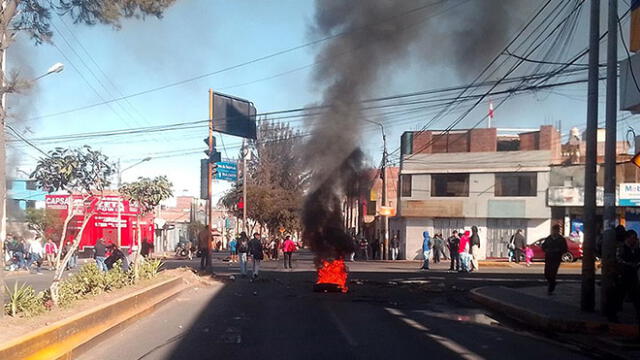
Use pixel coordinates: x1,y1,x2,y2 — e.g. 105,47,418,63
420,226,481,273
197,231,300,280
3,234,80,273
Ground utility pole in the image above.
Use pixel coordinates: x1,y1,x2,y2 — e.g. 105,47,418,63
582,0,600,312
207,88,214,269
242,139,248,234
117,159,121,247
381,131,389,260
601,0,618,317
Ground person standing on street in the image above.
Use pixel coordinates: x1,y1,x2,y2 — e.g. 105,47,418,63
542,224,568,295
198,228,210,270
44,238,58,271
390,234,400,261
447,230,460,272
513,229,526,264
470,226,480,272
249,233,264,280
615,230,640,331
282,235,296,269
237,232,250,276
371,237,379,260
359,237,369,261
433,233,445,263
459,230,471,273
228,236,238,263
94,238,108,272
421,231,432,270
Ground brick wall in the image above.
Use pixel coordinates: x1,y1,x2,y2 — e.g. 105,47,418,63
519,132,539,150
412,131,432,154
468,128,497,152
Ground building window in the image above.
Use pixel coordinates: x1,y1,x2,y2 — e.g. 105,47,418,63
431,174,469,197
26,180,37,190
495,172,537,197
400,174,412,197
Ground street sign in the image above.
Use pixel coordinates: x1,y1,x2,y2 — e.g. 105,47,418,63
215,161,238,182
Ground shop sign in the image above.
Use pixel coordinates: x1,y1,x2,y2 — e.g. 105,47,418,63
619,183,640,207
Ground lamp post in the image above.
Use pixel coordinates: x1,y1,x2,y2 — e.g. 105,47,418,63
0,61,64,317
116,157,151,247
364,119,388,260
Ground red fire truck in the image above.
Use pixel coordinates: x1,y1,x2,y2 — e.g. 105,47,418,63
45,194,154,252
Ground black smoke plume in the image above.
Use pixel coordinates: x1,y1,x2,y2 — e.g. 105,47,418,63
302,0,534,261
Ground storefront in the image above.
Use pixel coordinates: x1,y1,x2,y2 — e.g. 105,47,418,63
45,194,154,252
548,183,640,235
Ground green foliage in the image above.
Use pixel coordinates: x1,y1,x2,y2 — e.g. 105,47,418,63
58,262,134,307
25,208,64,239
4,283,46,317
119,176,173,214
30,146,115,194
221,121,305,233
9,0,176,45
139,259,164,280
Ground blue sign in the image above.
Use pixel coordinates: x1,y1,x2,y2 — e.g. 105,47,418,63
215,161,238,182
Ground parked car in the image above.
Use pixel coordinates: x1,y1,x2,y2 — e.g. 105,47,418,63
523,237,582,262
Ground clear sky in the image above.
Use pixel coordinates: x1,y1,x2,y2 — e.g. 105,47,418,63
5,0,636,200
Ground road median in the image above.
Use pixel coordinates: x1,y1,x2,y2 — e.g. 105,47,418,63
0,271,197,360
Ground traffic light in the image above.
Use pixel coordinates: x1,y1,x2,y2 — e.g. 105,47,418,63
203,136,216,149
203,136,221,163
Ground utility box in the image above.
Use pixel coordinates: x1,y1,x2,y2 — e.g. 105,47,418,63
620,52,640,113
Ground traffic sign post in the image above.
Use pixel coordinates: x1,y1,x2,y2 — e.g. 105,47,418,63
215,161,238,182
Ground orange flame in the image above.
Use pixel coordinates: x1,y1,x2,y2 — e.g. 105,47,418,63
316,259,348,293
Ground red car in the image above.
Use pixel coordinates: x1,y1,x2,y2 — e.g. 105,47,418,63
525,237,583,262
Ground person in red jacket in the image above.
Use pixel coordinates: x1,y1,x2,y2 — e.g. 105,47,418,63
458,230,471,273
281,235,297,269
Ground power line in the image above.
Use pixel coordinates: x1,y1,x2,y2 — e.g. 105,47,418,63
32,0,458,122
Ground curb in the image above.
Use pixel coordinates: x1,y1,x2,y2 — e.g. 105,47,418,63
470,286,638,338
0,275,189,360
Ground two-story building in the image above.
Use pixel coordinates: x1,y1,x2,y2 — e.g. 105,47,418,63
391,125,561,260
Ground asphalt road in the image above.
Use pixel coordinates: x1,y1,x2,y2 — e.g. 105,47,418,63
75,251,594,360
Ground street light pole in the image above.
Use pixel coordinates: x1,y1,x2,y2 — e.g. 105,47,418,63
0,30,63,315
365,119,388,260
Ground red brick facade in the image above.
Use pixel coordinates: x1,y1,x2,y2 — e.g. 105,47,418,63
408,126,561,159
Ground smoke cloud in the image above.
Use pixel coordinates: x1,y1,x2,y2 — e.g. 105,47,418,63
302,0,536,261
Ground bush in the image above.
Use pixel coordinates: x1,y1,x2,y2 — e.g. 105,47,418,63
58,262,135,307
4,283,46,317
139,259,163,280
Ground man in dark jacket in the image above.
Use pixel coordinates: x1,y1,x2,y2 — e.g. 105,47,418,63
470,226,480,271
542,224,568,295
447,231,460,272
513,229,527,264
249,233,264,280
615,230,640,332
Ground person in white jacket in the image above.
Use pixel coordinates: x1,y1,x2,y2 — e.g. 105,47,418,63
27,237,44,272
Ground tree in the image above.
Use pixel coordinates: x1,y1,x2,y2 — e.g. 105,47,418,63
221,121,306,235
30,145,114,305
24,208,64,240
119,176,172,276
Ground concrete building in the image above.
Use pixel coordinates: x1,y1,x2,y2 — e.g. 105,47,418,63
391,126,560,260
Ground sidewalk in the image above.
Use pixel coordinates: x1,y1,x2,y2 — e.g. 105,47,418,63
471,283,638,338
